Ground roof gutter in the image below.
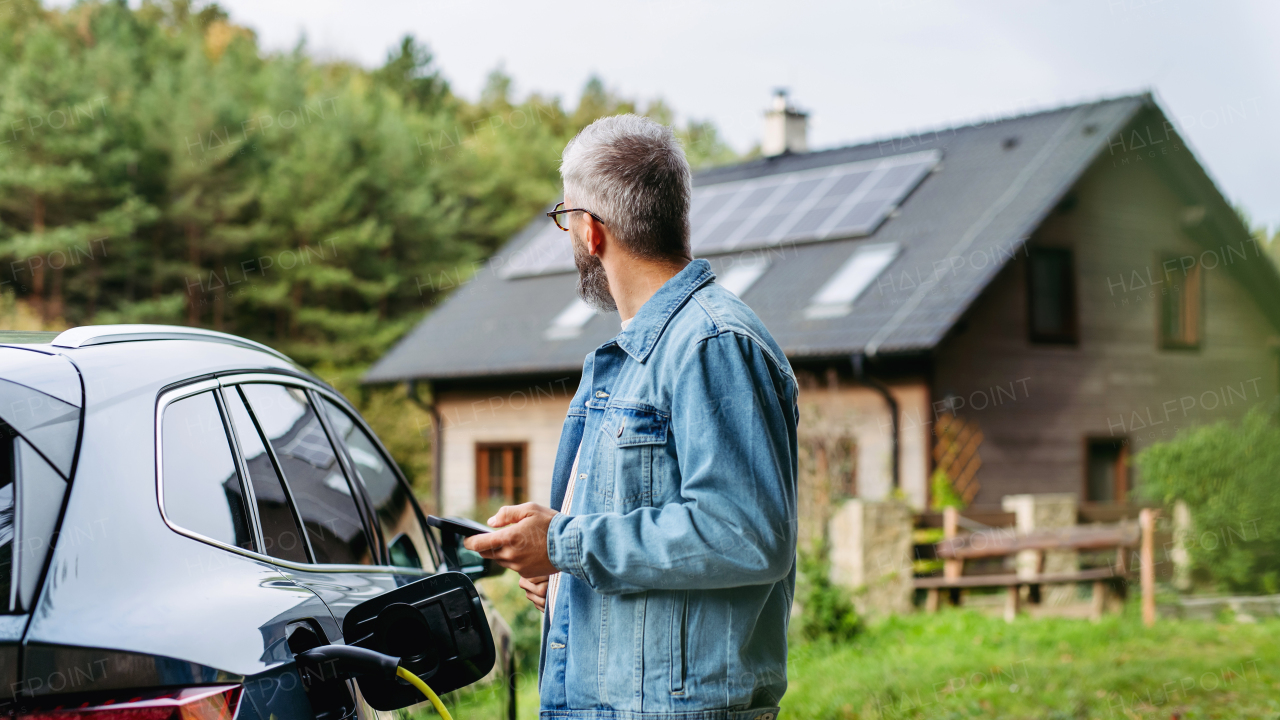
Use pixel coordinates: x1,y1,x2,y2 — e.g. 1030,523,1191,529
852,352,899,491
408,380,444,515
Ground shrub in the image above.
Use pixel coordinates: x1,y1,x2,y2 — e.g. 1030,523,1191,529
796,541,863,642
929,468,966,510
1137,406,1280,594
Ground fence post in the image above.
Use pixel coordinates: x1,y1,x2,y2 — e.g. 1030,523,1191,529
1140,508,1158,627
942,506,961,607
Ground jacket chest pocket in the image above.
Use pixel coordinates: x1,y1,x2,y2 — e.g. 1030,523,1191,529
596,403,669,512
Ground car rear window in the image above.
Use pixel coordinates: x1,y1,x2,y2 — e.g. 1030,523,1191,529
0,429,69,613
0,348,79,615
160,392,255,551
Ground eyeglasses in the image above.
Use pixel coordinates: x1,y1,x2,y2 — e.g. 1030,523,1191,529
546,202,605,232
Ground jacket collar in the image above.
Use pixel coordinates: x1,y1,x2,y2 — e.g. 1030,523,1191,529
613,259,714,363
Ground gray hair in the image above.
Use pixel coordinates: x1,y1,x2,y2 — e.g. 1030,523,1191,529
560,114,693,262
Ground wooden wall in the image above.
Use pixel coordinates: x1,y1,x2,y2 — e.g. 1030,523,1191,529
933,149,1280,505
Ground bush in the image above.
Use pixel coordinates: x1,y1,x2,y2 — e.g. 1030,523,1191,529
929,468,966,510
796,541,863,642
1137,406,1280,594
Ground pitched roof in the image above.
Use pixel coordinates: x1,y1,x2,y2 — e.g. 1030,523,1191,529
367,95,1152,383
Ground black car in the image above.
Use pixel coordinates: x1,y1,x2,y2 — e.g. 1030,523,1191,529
0,325,513,720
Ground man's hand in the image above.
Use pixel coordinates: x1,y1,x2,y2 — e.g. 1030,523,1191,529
520,575,549,612
463,503,559,578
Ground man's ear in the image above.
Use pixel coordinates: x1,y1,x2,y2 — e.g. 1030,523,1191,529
583,215,607,257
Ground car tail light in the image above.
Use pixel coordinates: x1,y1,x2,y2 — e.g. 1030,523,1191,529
21,685,242,720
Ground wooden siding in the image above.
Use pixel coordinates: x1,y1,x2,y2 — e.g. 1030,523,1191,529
934,151,1280,505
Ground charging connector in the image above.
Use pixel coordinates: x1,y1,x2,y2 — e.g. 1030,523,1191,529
296,645,401,679
296,645,453,720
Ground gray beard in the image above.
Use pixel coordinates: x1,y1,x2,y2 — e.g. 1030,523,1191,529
573,233,617,314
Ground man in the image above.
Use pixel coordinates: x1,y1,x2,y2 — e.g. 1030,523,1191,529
465,114,798,719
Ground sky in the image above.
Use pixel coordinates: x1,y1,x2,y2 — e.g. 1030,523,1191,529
171,1,1280,229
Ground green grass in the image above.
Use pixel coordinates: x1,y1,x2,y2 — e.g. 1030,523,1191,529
437,610,1280,720
783,608,1280,719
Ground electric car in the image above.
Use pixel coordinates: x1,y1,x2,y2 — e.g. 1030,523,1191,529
0,325,514,720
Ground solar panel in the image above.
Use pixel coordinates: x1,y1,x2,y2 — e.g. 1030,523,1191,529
500,149,939,279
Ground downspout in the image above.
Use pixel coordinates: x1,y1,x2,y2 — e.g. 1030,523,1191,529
852,352,899,492
408,380,444,515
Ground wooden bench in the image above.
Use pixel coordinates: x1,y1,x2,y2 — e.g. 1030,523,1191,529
913,508,1148,622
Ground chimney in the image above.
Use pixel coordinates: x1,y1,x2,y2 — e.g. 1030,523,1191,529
762,89,808,157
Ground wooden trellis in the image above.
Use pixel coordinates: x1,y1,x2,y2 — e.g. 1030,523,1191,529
933,413,982,504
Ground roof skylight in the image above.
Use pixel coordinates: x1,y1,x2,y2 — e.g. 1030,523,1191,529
544,299,596,340
804,243,900,319
716,258,770,298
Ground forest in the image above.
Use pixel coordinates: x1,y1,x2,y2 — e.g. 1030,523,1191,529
0,0,740,495
0,0,738,366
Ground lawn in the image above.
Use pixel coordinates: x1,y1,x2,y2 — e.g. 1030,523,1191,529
782,609,1279,719
413,605,1280,720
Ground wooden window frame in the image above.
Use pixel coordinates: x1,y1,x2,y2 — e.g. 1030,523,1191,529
1026,247,1079,345
475,442,527,507
1159,253,1203,350
1083,436,1129,504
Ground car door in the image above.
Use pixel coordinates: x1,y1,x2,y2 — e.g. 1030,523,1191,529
154,382,347,720
220,373,512,719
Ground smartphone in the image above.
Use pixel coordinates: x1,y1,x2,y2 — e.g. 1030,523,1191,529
427,515,493,537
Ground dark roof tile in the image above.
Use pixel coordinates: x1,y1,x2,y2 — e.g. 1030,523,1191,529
366,96,1148,383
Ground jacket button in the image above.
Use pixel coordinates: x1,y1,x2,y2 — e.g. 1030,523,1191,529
617,423,624,437
595,391,609,398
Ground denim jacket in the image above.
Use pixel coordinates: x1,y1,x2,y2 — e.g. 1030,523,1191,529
539,259,799,719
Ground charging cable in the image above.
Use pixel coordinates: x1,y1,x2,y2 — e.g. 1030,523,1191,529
297,645,453,720
396,665,452,720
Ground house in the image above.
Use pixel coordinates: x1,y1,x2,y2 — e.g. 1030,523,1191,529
365,92,1280,533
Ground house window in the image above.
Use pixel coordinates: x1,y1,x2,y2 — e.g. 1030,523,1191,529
1160,255,1201,349
476,443,526,507
1086,437,1128,503
1027,247,1077,344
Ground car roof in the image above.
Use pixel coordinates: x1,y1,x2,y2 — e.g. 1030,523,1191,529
1,325,311,404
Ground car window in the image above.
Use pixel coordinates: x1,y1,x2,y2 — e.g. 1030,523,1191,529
318,397,434,571
0,424,15,609
224,387,310,564
0,421,71,614
238,384,373,566
161,391,254,551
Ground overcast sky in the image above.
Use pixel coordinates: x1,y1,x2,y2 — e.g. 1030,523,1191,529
194,1,1280,229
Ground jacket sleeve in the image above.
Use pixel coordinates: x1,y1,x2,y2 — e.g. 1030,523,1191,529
546,331,799,595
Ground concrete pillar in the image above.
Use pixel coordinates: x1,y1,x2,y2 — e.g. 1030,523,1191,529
828,499,914,617
1001,493,1079,606
1171,500,1192,591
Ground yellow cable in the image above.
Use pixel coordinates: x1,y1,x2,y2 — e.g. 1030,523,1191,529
396,665,453,720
